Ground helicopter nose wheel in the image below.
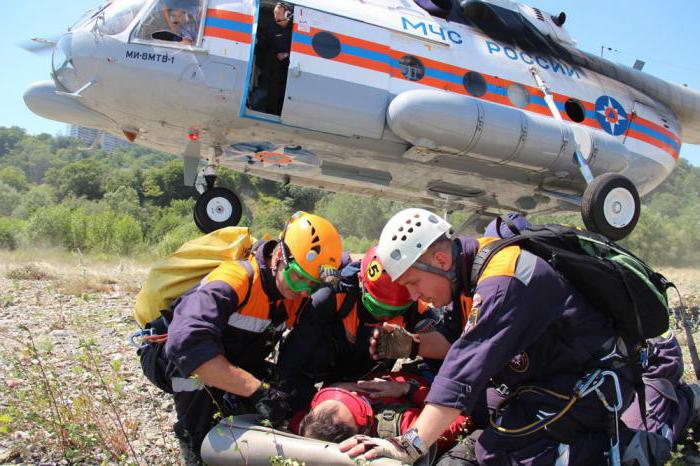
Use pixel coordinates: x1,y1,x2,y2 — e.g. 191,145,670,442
581,173,640,241
194,186,243,233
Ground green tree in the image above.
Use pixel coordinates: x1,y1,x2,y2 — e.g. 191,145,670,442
252,196,294,235
0,167,28,191
49,159,107,200
0,127,26,156
0,182,20,217
315,193,401,239
142,160,194,206
11,185,57,219
102,186,141,218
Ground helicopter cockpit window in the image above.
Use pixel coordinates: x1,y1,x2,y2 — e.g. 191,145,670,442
133,0,205,46
97,0,147,35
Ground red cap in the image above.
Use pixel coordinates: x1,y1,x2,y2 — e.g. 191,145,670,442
310,388,374,430
360,245,412,308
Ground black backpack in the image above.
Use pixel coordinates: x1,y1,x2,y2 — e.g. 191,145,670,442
469,222,673,345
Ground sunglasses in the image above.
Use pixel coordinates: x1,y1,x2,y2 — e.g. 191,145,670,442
361,291,411,319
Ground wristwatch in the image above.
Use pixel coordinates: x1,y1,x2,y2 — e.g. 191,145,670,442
400,428,427,459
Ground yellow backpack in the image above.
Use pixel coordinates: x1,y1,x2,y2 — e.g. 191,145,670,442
134,227,255,328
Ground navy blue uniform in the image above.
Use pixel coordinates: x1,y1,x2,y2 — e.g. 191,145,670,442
427,236,635,465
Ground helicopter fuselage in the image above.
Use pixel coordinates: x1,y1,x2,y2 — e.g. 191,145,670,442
25,0,695,217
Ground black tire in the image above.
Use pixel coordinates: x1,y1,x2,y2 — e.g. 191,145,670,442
581,173,640,241
193,187,243,233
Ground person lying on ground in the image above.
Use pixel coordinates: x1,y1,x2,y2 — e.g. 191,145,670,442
290,369,472,456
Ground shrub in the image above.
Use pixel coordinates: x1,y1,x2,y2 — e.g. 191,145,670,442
0,217,23,250
154,223,201,256
112,215,143,255
11,184,56,219
0,182,20,217
25,205,73,248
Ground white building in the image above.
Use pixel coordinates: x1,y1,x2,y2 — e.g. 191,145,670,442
67,125,133,153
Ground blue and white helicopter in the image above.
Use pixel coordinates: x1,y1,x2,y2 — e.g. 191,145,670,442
24,0,700,239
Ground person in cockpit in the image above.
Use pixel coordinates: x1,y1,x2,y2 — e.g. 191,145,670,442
167,6,198,45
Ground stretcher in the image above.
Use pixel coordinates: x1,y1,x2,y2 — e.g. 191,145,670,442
201,415,436,465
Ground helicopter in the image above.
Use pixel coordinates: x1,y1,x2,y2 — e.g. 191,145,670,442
23,0,700,239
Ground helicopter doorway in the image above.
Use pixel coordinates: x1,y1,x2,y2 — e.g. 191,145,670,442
243,0,292,119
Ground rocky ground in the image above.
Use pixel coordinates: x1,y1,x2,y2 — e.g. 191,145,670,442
0,250,698,465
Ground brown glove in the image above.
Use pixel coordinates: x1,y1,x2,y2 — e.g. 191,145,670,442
371,325,420,360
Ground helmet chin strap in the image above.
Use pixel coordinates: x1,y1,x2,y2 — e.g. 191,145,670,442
411,260,456,281
409,240,459,282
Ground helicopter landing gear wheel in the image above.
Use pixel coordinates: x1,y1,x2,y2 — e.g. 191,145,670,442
194,187,243,233
581,173,640,241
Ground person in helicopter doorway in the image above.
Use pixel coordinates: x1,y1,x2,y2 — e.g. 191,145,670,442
260,1,293,115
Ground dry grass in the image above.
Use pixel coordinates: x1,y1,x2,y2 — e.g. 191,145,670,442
4,264,55,281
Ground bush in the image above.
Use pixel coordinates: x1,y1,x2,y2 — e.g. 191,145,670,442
315,194,404,239
0,217,23,250
154,223,201,256
0,182,20,217
251,196,294,235
25,205,73,248
112,215,144,255
11,184,57,219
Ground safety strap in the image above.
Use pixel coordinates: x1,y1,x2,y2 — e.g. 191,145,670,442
337,291,358,320
494,216,523,238
468,235,523,295
238,260,255,310
140,259,256,344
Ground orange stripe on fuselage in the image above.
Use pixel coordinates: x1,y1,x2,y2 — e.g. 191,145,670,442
292,42,390,73
290,26,680,159
206,9,253,23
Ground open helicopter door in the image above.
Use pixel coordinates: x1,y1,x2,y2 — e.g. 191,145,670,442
278,5,392,138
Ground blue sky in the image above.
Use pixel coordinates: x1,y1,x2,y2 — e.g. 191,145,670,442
2,0,699,165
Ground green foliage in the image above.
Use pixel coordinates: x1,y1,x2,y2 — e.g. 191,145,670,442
48,159,107,200
0,167,28,191
252,196,294,235
11,185,57,219
0,182,20,217
0,217,23,250
142,160,194,206
315,193,404,239
155,223,202,256
102,186,141,219
2,126,699,263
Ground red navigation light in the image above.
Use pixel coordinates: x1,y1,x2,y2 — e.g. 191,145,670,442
123,130,138,142
188,131,200,141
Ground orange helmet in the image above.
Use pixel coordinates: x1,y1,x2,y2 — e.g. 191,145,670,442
281,211,343,283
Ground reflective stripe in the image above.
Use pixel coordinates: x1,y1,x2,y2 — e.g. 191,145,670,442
513,250,537,285
228,312,286,333
555,443,570,466
661,424,672,443
172,376,204,393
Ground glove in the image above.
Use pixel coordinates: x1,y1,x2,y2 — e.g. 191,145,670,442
248,382,291,427
371,325,420,360
339,431,426,464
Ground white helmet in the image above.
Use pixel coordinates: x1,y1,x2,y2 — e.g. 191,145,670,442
377,208,454,280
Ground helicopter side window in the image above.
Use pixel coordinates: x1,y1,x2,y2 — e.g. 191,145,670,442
133,0,205,46
97,0,147,35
